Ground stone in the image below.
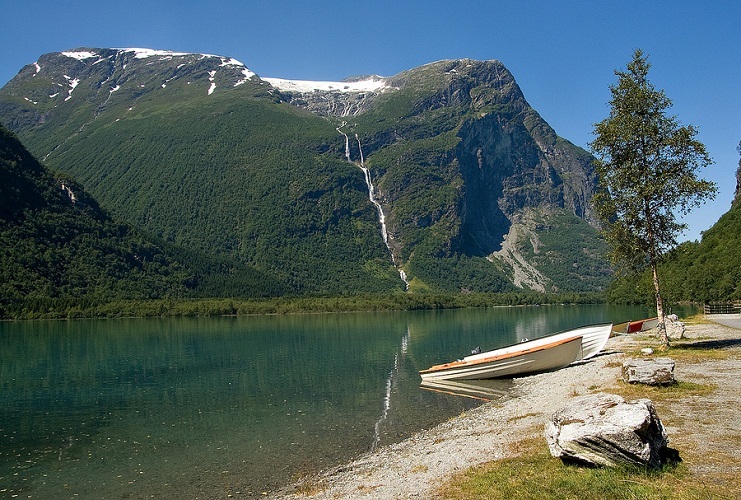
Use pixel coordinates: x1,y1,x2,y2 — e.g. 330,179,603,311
665,314,685,340
622,358,675,385
640,348,654,356
545,393,672,468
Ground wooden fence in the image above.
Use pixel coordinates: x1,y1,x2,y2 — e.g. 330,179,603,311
704,301,741,314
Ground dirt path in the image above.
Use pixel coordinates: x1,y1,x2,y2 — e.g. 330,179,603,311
275,318,741,499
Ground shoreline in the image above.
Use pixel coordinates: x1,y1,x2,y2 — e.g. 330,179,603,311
274,316,741,498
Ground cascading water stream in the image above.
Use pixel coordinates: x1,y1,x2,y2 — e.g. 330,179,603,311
337,124,409,289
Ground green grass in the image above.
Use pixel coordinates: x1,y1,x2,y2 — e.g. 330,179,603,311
436,437,733,499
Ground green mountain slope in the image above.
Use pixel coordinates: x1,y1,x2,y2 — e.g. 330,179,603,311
347,60,609,291
0,49,611,295
0,123,192,309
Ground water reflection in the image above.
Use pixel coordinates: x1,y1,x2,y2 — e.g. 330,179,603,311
420,378,514,401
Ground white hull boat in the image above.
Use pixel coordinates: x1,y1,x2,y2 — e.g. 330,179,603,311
419,323,612,381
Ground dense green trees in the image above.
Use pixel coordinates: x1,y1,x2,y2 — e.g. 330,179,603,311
0,124,191,313
590,50,716,345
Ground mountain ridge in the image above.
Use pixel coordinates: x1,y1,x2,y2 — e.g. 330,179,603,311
0,47,612,295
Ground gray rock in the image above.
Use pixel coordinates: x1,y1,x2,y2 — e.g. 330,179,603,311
545,393,671,468
665,315,685,340
622,358,675,385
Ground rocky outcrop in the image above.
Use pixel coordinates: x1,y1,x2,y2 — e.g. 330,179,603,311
545,393,674,468
488,217,550,292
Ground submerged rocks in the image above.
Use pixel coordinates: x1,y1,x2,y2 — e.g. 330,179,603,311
545,393,675,468
622,358,676,385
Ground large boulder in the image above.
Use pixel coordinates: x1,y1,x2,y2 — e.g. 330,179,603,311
665,314,685,340
622,358,676,385
545,393,673,468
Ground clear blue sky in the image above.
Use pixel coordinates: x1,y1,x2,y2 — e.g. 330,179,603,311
1,0,739,242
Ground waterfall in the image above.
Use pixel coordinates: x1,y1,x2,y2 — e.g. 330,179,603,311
337,124,410,289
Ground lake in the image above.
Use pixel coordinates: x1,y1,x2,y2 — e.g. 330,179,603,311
0,304,669,497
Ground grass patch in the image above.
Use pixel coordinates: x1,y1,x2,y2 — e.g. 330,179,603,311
667,339,740,363
436,437,729,499
608,380,717,404
623,340,738,364
293,479,327,496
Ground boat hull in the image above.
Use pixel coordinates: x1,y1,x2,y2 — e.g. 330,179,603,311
463,323,612,363
419,336,583,381
612,317,659,335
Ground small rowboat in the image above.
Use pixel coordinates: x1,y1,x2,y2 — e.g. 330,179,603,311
612,317,659,335
419,336,583,381
419,323,612,381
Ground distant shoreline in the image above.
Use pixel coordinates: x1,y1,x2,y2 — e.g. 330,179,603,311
1,291,610,320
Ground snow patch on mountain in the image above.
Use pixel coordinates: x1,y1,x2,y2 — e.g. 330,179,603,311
263,77,387,93
123,48,190,59
208,70,217,95
219,57,243,67
63,75,80,101
235,68,256,86
61,50,99,60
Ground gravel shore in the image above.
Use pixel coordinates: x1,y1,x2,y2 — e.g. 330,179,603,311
275,317,740,499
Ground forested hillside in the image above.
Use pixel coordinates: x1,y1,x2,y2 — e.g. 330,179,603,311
607,152,741,306
0,123,191,312
0,123,301,317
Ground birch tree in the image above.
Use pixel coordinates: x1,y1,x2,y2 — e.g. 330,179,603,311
590,49,716,347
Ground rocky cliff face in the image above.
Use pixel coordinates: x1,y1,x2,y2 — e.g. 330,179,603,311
349,60,606,290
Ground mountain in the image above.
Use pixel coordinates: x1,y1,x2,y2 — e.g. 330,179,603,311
0,48,611,295
0,121,287,315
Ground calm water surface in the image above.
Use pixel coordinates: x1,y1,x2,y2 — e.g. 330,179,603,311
0,305,669,497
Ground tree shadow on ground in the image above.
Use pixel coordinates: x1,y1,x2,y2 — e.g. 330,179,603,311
675,338,741,350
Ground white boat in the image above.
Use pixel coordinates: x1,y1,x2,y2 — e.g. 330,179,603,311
419,335,583,380
419,323,612,381
463,323,613,363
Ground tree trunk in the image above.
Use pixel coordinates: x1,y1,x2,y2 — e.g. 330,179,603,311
651,260,669,347
645,201,669,347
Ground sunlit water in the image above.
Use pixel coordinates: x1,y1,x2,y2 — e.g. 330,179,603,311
0,304,680,497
